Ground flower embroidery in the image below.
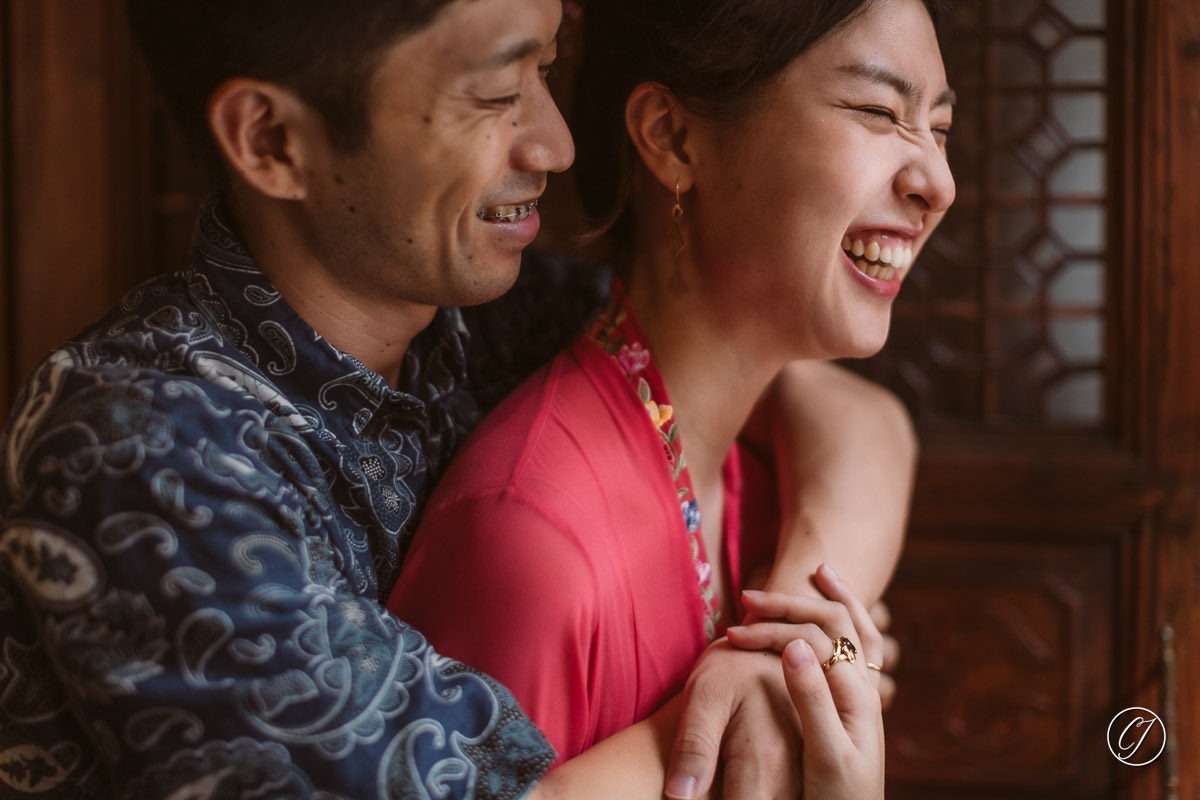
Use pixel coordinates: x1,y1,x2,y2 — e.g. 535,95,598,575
645,400,673,428
618,343,651,375
681,499,701,534
588,284,721,641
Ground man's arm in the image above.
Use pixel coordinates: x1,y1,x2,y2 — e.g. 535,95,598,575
662,361,916,800
751,359,917,603
0,364,553,798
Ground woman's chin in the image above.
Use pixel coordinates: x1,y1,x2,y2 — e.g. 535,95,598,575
832,325,891,360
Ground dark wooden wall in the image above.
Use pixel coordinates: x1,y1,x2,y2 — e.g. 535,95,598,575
0,1,1196,797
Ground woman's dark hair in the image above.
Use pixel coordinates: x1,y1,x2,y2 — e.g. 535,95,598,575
572,0,944,255
127,1,455,174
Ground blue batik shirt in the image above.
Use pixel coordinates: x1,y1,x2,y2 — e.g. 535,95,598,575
0,192,559,799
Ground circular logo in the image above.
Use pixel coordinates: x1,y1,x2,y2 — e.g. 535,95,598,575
1107,707,1166,766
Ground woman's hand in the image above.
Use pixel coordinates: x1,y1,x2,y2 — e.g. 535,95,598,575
726,564,886,800
781,634,884,800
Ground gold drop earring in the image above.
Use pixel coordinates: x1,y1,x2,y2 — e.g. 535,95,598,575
667,178,686,258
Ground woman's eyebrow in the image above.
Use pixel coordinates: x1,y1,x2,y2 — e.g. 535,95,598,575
836,61,957,108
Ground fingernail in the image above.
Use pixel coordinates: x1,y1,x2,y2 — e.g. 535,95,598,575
785,639,814,669
665,774,697,800
726,625,747,635
742,589,765,599
821,563,843,583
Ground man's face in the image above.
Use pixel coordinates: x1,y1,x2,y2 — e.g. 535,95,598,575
301,0,572,309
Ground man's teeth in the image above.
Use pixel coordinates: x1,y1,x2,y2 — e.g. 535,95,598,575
840,234,912,278
478,200,537,223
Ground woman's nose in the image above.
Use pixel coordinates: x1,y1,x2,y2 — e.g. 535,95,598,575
896,140,956,215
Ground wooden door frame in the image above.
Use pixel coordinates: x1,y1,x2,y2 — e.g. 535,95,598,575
1,0,12,417
1127,0,1200,796
0,0,153,421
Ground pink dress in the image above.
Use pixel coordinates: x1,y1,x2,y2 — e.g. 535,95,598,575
388,284,778,762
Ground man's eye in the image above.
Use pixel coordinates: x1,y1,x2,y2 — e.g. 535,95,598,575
487,94,521,107
858,107,899,124
539,61,555,80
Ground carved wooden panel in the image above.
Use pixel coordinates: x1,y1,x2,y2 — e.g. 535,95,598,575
856,0,1111,429
884,535,1117,797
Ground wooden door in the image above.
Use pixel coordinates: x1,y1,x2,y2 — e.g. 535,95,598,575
0,0,162,421
861,1,1200,797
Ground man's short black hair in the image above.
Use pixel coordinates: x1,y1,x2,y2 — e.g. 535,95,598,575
127,1,456,174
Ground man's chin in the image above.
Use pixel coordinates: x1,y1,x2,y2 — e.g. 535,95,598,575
445,258,523,307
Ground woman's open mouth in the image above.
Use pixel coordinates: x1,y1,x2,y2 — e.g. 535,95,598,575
841,234,912,282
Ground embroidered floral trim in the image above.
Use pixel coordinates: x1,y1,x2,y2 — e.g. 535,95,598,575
587,286,720,641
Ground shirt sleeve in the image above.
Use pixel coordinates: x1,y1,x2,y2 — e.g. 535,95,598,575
0,363,554,799
389,485,599,763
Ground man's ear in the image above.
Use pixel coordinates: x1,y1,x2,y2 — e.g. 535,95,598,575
624,82,695,194
207,79,321,201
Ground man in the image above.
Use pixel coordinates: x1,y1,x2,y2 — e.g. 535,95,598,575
0,1,912,797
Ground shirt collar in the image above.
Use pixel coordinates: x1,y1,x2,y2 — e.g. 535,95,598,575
185,189,471,433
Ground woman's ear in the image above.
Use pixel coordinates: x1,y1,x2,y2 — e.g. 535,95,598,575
625,82,695,194
207,78,320,201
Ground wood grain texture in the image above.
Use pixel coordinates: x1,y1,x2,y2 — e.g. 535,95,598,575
0,0,11,421
885,537,1116,798
5,0,152,400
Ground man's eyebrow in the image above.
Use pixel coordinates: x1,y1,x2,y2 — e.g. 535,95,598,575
836,62,957,108
478,37,548,70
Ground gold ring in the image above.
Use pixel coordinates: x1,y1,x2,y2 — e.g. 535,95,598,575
866,662,883,671
822,636,857,671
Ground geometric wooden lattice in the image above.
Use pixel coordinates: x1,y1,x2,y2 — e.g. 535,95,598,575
856,0,1108,428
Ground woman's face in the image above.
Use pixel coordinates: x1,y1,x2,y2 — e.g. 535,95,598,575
684,0,955,360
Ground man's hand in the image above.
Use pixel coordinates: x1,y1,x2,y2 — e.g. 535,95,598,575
664,641,801,800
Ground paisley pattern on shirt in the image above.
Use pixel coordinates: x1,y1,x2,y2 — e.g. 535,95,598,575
586,284,721,641
0,191,554,799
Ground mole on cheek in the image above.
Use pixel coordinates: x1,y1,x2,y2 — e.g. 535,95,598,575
349,205,356,213
334,175,345,185
407,238,414,245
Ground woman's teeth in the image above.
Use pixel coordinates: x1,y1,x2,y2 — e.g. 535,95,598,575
478,200,537,223
841,234,911,280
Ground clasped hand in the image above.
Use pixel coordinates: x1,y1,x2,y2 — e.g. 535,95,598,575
664,564,886,800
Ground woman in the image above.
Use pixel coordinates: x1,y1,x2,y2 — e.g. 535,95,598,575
391,0,953,793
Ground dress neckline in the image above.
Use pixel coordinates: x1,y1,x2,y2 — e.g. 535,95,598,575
585,281,722,641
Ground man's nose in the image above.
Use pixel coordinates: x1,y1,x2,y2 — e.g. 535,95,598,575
514,83,575,175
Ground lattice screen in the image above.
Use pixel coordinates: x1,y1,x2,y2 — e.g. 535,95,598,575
856,0,1109,428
